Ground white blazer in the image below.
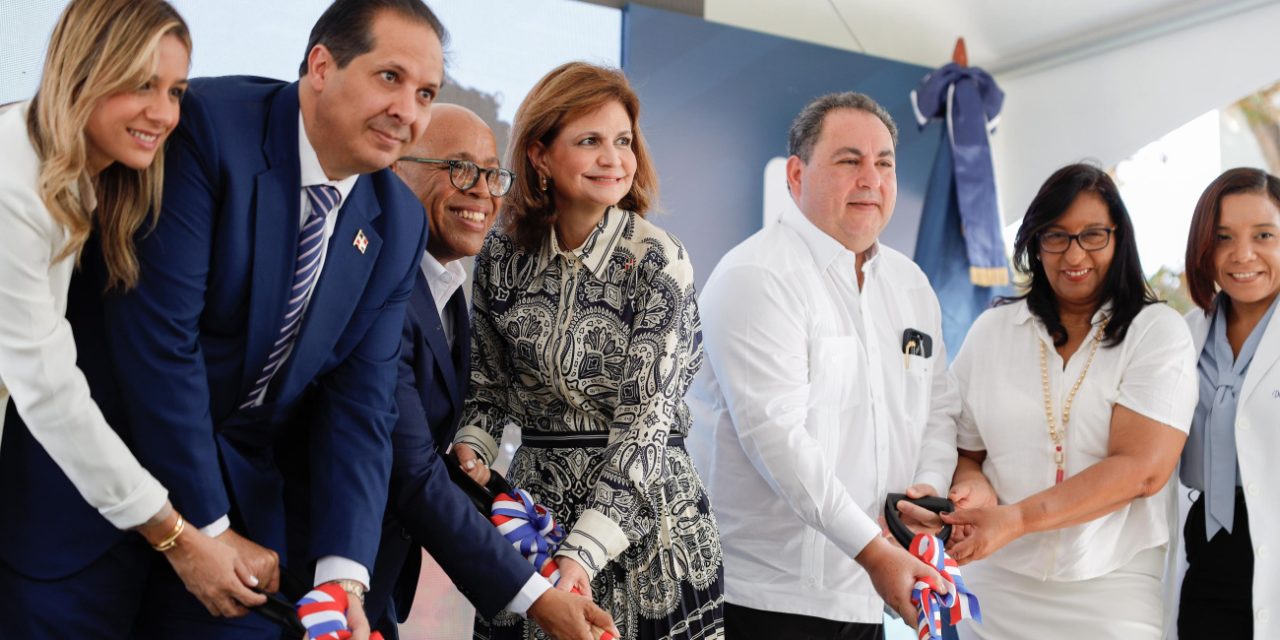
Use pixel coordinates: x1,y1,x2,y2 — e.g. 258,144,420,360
1173,306,1280,635
0,102,167,530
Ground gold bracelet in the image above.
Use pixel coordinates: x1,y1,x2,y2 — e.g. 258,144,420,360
152,514,185,552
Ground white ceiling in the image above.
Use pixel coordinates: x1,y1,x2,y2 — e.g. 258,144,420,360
704,0,1280,220
705,0,1270,75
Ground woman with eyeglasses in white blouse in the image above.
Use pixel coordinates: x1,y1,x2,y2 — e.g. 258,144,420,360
937,164,1197,639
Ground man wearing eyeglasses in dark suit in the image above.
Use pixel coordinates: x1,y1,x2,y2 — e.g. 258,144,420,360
374,103,615,640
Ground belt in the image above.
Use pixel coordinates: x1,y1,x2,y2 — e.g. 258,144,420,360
521,430,685,449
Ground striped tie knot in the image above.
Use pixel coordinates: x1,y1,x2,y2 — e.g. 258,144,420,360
240,184,342,409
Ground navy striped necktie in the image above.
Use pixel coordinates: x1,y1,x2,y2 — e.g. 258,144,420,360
241,184,340,408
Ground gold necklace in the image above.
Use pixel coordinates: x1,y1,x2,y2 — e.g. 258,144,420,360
1038,321,1107,484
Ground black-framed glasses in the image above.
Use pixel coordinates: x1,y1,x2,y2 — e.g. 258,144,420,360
1039,227,1115,253
397,157,514,197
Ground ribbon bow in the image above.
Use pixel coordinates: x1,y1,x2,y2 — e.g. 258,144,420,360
908,533,981,640
491,488,567,584
296,583,384,640
489,486,617,640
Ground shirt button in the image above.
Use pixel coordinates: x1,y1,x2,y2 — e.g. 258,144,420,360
1257,545,1268,558
1238,419,1251,431
1257,608,1269,623
806,577,818,587
1247,483,1260,497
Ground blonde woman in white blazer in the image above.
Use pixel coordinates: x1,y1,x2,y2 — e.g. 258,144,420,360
1175,168,1280,638
0,0,265,627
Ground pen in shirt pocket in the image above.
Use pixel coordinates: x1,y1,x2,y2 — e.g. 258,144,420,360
901,328,932,369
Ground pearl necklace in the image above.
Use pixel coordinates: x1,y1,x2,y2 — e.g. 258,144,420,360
1038,321,1107,484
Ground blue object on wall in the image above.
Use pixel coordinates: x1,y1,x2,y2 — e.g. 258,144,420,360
912,62,1009,288
621,4,941,292
913,130,1011,357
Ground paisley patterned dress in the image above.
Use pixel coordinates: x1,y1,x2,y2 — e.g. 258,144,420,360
456,208,724,640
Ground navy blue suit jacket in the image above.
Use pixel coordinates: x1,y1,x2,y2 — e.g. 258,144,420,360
0,76,427,578
366,274,533,629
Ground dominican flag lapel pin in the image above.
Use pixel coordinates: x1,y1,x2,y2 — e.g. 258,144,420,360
354,229,369,254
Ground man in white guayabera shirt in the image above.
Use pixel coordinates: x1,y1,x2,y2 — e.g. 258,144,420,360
687,91,961,640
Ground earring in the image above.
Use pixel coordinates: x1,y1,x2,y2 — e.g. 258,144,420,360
539,174,549,192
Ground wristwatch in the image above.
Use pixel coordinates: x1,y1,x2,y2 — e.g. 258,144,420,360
329,578,366,604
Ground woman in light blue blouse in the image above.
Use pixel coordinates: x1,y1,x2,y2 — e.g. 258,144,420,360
1178,167,1280,638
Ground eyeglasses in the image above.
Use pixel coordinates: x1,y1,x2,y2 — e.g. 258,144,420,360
1038,227,1115,253
397,157,514,197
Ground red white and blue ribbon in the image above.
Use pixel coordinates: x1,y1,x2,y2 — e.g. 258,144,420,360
489,486,617,640
908,533,981,640
490,488,567,584
295,583,384,640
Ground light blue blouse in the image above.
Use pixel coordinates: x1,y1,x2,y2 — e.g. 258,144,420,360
1181,293,1280,538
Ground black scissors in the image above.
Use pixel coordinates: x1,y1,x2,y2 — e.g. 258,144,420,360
883,493,954,549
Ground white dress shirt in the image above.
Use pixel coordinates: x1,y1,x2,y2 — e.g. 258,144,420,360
203,111,364,588
686,207,959,623
952,300,1197,581
0,102,168,529
420,252,466,348
420,251,550,616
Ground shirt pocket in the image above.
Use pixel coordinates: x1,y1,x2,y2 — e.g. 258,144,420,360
903,354,934,429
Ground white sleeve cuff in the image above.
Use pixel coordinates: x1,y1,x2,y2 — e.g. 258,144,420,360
505,573,553,618
454,425,499,465
912,471,951,500
199,515,231,538
556,508,630,580
314,555,370,590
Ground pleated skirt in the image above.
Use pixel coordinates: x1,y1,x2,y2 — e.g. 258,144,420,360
475,443,725,640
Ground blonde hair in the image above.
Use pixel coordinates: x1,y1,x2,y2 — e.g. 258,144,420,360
504,62,658,251
27,0,190,290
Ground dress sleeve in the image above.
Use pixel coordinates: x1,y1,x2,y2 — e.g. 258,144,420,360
0,186,167,529
556,235,705,576
951,313,987,452
1116,306,1199,433
456,234,520,463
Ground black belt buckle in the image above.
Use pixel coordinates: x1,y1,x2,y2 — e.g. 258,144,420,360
884,493,954,549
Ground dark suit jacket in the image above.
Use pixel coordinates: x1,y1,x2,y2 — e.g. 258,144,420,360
366,274,533,631
0,76,427,578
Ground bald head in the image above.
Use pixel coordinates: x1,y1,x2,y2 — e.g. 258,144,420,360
406,103,491,161
394,103,502,264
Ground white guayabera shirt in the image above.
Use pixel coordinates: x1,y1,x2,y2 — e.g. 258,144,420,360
686,206,959,624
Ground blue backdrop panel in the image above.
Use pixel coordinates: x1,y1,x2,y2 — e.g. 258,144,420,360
620,4,942,292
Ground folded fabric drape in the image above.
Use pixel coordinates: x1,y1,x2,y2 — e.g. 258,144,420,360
908,533,981,640
911,62,1008,287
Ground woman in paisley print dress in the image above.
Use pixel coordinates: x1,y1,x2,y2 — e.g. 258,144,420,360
453,61,725,640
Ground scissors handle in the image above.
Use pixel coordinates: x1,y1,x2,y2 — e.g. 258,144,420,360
884,493,954,549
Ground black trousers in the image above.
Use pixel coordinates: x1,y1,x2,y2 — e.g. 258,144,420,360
725,602,883,640
1178,490,1254,639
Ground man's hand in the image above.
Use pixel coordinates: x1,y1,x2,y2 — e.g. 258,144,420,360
344,593,371,640
162,525,265,617
893,483,944,536
553,555,592,600
454,444,491,486
855,536,948,621
527,587,620,640
216,529,280,593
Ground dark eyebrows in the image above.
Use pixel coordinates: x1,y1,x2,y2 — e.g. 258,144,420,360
831,146,895,159
382,60,441,91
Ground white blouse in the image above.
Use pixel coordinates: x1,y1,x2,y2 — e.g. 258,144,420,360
0,102,167,529
952,299,1197,581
